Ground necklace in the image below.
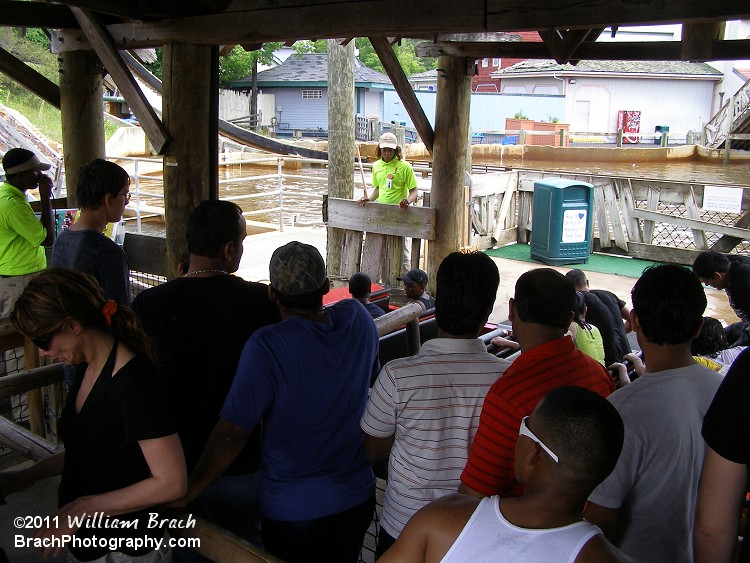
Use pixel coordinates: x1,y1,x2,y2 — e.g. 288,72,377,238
182,269,229,278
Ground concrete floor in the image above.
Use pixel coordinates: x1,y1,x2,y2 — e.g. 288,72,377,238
234,227,738,327
0,229,737,562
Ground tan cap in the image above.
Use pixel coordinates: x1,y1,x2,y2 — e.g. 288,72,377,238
378,132,398,149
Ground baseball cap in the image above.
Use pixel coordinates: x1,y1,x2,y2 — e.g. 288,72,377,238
378,132,398,149
269,241,327,296
2,148,51,175
398,269,428,287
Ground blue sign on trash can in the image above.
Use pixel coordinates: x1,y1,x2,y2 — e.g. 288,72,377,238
530,178,594,266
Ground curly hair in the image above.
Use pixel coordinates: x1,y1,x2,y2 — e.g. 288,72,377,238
691,317,726,357
376,145,403,160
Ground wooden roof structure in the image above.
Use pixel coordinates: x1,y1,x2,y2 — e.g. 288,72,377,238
1,1,750,281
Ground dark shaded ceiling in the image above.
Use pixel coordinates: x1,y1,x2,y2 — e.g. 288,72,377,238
0,1,749,63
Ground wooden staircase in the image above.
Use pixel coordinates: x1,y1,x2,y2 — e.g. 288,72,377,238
703,77,750,151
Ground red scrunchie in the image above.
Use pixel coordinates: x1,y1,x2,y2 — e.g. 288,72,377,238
101,300,118,326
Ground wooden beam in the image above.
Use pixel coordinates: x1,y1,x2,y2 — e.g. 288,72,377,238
0,416,62,461
327,198,436,240
85,1,750,48
415,39,750,62
70,7,171,154
0,1,79,29
57,0,142,19
487,0,749,31
0,46,60,108
100,1,489,48
538,29,564,63
627,242,699,265
427,54,472,291
59,50,106,206
631,208,750,240
0,364,64,402
710,208,750,253
370,36,434,154
165,509,285,563
327,39,356,277
681,22,726,61
424,39,750,61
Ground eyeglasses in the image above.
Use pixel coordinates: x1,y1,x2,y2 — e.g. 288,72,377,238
118,191,131,203
519,416,559,463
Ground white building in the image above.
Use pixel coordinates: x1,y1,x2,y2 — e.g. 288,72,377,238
492,60,722,136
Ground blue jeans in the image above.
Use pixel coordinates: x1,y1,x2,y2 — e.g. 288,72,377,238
261,494,376,563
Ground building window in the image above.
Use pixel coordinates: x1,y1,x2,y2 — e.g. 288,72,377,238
302,90,323,99
481,59,488,68
492,58,500,67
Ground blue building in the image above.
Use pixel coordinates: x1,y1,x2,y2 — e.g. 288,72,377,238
228,53,393,135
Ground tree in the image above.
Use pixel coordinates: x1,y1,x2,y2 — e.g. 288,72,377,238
354,38,437,76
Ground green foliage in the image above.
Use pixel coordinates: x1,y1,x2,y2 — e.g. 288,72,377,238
294,40,327,54
514,109,528,119
353,38,437,76
0,28,62,142
22,28,50,49
144,49,163,80
0,28,59,87
3,90,62,143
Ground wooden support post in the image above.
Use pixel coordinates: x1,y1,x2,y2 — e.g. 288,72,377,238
681,22,725,62
59,50,105,206
22,338,45,439
617,129,623,147
326,39,355,277
162,44,219,279
427,56,472,292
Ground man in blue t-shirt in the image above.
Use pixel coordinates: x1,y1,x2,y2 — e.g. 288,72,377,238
349,271,385,319
183,241,378,563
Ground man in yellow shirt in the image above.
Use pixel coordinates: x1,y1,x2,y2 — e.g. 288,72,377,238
0,148,54,317
358,132,417,208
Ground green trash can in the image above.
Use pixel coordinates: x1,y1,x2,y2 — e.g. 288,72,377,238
530,178,594,266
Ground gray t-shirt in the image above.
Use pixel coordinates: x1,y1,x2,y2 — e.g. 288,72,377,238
588,363,723,563
51,228,131,304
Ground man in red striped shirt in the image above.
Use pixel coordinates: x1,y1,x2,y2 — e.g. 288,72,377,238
459,268,615,499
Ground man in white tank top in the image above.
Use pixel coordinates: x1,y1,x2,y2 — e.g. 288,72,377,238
378,387,634,563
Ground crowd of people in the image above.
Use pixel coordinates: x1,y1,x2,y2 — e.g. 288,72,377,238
0,147,747,563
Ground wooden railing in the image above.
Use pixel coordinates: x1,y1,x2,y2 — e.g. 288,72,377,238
703,77,750,151
463,169,750,264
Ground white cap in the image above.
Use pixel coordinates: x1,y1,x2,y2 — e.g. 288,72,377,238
378,132,398,149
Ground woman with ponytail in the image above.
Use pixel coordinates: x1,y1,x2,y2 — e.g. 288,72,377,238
568,291,606,366
4,268,186,561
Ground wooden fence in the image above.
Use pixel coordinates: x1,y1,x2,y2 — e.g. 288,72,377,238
467,169,749,265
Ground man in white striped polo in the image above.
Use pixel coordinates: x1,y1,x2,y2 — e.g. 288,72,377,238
361,250,511,557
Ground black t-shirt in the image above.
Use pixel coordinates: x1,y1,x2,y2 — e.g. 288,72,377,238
727,255,750,323
702,348,750,563
582,289,630,366
59,348,175,561
132,275,280,473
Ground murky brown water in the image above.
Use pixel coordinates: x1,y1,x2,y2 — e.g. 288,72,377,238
126,156,750,238
473,156,750,185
